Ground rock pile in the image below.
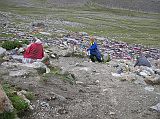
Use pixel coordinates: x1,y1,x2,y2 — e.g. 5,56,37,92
110,59,160,85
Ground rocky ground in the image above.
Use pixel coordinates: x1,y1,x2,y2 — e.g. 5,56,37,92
0,55,160,119
0,29,160,119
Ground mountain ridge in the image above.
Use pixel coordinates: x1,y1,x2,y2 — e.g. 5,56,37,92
0,0,160,13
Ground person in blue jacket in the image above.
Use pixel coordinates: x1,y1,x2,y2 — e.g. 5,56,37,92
87,37,102,62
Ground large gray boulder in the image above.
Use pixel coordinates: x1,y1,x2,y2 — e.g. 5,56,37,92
0,47,6,57
134,55,151,67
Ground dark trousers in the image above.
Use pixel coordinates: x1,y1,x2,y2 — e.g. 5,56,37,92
90,54,102,62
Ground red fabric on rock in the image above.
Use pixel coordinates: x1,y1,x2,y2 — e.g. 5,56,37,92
23,43,44,59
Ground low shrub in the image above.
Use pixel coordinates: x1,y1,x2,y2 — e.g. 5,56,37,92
2,40,29,50
9,96,29,112
2,84,29,112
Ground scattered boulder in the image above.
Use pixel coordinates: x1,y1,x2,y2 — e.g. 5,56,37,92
32,22,45,28
134,77,147,85
145,75,160,85
0,47,6,57
0,84,14,113
23,62,47,74
154,69,160,75
9,69,29,77
154,59,160,69
145,67,155,75
139,71,149,78
103,53,111,63
134,55,151,67
150,103,160,112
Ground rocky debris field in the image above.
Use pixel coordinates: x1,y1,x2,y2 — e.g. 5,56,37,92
0,26,160,119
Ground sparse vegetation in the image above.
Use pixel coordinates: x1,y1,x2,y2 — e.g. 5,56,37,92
2,83,30,118
42,66,76,84
0,33,15,38
0,111,16,119
25,92,36,101
2,40,29,50
9,95,29,112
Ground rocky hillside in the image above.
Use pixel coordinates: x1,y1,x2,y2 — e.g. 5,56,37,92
0,0,160,13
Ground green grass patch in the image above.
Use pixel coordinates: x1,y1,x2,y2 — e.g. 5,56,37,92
0,33,15,38
25,92,36,101
42,66,76,84
2,83,30,115
9,96,29,112
1,40,29,50
0,111,16,119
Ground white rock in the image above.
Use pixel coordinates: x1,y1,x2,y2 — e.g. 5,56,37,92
50,54,56,58
139,71,148,77
76,81,84,85
144,86,154,92
79,67,89,72
145,67,155,75
109,111,116,115
150,103,160,112
39,32,51,35
9,70,29,77
111,73,123,77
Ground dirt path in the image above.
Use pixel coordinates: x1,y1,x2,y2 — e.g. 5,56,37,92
18,57,159,119
1,57,159,119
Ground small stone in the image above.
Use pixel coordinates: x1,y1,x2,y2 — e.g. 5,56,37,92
145,67,155,75
144,86,154,92
145,76,160,85
134,78,147,85
50,54,56,58
154,69,160,75
95,80,99,83
109,111,116,115
139,71,148,78
150,103,160,112
92,70,96,72
57,108,68,115
76,81,84,85
111,73,123,77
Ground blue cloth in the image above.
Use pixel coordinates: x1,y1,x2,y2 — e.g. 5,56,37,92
87,42,101,60
134,55,151,67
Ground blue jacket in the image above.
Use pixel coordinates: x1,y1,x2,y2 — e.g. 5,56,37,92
87,42,101,57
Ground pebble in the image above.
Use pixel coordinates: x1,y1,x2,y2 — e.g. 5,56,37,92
144,86,154,92
150,103,160,112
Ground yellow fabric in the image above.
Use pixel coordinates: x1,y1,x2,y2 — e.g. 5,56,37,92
90,41,94,45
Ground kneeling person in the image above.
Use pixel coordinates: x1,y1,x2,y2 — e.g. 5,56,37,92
87,37,102,62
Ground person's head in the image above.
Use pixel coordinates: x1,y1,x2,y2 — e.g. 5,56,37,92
90,37,95,43
34,37,42,44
